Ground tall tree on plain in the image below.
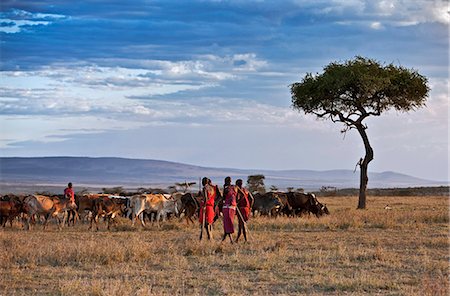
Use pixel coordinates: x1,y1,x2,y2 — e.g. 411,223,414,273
290,57,429,209
247,174,266,194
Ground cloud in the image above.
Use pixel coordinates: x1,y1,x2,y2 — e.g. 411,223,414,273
307,0,449,27
0,52,275,119
0,8,67,33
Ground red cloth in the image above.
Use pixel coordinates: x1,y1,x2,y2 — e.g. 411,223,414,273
199,204,215,225
238,207,250,222
199,184,216,225
64,187,75,203
222,207,235,234
224,185,237,207
237,188,250,208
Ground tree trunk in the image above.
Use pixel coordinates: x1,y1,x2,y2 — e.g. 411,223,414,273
356,125,374,209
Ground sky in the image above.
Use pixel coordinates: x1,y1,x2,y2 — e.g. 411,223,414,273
0,0,448,182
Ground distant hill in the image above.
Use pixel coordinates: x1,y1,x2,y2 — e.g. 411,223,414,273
0,157,447,192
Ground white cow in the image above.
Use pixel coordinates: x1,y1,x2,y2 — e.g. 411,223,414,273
127,193,181,227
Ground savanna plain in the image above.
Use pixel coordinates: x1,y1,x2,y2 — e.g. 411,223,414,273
0,196,448,295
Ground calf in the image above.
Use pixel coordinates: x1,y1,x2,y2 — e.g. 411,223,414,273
0,200,24,227
89,197,126,231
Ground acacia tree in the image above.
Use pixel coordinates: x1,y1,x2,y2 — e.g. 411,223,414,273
247,174,266,194
290,57,429,209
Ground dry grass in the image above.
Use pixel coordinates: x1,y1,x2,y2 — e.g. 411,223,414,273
0,196,448,295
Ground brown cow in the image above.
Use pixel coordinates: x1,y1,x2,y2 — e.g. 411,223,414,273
76,194,109,222
0,199,24,227
23,195,77,230
89,197,127,231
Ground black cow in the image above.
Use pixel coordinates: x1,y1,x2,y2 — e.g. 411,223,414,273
252,193,283,217
179,192,199,224
286,192,329,217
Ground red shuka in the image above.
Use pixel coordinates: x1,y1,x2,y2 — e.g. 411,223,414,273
222,185,237,234
64,187,75,203
237,187,250,222
199,184,216,225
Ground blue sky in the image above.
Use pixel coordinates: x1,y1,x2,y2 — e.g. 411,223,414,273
0,0,448,182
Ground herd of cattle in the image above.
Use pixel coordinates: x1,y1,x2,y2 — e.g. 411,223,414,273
0,190,329,230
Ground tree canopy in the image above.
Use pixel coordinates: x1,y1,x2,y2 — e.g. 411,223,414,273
290,56,429,209
247,174,266,194
291,56,428,126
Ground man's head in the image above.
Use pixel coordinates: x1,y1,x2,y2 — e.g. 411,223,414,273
236,179,243,188
68,182,73,188
202,177,208,186
224,176,231,186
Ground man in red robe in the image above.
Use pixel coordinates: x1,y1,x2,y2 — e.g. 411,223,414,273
235,179,252,242
64,182,75,204
222,176,237,243
199,177,216,240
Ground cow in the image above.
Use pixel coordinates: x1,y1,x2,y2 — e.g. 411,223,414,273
265,192,293,217
76,193,110,222
286,192,329,217
89,197,127,231
178,192,199,224
127,194,155,227
0,199,24,227
252,192,283,217
23,195,77,230
128,194,181,227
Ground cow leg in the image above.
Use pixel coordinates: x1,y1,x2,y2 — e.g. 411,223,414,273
8,216,14,228
74,211,81,225
88,215,93,230
43,213,51,230
95,215,99,231
56,215,62,230
89,214,98,231
156,212,161,228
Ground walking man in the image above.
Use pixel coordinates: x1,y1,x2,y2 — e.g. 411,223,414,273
64,182,75,204
222,176,237,243
235,179,252,242
199,177,216,240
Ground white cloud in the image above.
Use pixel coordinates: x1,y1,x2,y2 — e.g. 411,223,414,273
312,0,449,26
0,9,67,33
370,21,384,30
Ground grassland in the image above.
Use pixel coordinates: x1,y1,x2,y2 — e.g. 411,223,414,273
0,196,448,295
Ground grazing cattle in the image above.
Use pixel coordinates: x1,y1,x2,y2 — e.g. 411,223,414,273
128,194,181,227
265,192,293,217
0,199,24,227
89,197,127,231
76,194,110,222
127,194,156,227
23,195,77,230
286,192,329,217
252,193,283,217
179,192,199,224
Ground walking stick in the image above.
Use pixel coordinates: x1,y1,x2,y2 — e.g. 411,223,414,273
235,206,251,241
200,186,207,241
235,187,252,241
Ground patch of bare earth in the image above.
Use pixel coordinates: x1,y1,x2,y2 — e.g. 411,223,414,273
0,196,448,295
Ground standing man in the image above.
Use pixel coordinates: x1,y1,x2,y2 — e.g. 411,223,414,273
64,182,75,204
222,176,237,243
235,179,252,242
199,177,216,240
